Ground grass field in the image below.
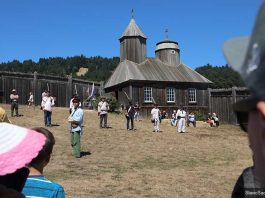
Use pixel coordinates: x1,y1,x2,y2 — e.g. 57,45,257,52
3,104,252,198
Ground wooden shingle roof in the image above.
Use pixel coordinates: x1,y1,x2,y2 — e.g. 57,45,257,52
119,19,147,39
104,58,212,89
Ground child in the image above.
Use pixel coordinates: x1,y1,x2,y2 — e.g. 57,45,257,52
28,92,34,108
22,127,65,197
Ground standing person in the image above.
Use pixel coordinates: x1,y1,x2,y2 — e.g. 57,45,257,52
126,101,135,130
28,92,34,108
97,96,109,128
151,103,161,132
22,127,65,197
223,2,265,194
176,106,187,133
134,102,140,121
68,98,84,158
41,91,55,127
10,89,19,117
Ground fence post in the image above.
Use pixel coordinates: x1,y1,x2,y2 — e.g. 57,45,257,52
33,71,38,106
67,74,73,107
207,88,212,113
232,87,237,124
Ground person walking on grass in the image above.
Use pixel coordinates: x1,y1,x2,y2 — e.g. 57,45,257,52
176,106,187,133
22,127,65,198
97,96,109,128
68,98,84,158
151,103,161,132
126,101,135,131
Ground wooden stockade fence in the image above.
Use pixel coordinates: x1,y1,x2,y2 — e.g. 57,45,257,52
0,71,101,107
208,87,250,124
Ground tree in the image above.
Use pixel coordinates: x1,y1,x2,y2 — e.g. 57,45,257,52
195,64,245,88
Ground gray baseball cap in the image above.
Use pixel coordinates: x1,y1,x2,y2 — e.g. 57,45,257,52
223,2,265,100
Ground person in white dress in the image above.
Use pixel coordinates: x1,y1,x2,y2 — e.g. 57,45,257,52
151,103,161,132
176,106,187,133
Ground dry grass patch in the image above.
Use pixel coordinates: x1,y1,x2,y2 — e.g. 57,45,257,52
2,104,252,198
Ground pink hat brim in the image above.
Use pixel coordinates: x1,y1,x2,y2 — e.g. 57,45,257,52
0,125,46,176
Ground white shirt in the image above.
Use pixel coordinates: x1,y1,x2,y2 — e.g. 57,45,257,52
176,110,186,118
98,101,109,115
28,94,33,102
41,96,55,112
151,108,160,119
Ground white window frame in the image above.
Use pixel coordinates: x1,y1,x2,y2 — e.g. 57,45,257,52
166,87,175,103
188,88,197,103
144,87,152,103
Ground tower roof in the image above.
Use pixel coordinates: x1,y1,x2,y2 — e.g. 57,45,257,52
119,18,147,40
155,40,179,52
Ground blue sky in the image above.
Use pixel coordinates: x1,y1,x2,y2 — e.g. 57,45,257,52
0,0,262,69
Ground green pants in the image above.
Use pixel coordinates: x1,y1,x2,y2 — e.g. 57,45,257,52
11,101,18,116
71,131,81,158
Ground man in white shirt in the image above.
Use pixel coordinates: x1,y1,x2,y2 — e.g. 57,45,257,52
41,91,55,127
97,97,109,128
176,106,187,133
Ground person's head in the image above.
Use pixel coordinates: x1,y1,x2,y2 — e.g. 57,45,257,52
223,1,265,185
129,101,132,105
154,103,158,108
101,96,105,101
46,91,50,97
11,89,16,93
0,123,46,191
28,127,55,170
72,98,80,109
173,110,176,113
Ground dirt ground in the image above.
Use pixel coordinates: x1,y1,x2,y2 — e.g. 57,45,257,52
3,104,252,198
